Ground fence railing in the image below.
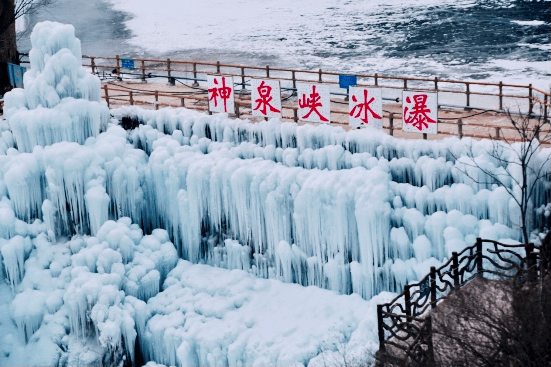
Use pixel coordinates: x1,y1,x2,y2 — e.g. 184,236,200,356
81,55,550,111
376,238,542,366
18,53,551,142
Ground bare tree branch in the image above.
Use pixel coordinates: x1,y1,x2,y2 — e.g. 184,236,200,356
450,103,551,243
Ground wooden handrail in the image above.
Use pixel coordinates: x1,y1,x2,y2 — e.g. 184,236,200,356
82,55,549,98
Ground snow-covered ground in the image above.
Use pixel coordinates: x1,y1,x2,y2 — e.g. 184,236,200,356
2,21,550,367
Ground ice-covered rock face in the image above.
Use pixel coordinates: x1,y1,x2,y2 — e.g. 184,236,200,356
3,21,109,152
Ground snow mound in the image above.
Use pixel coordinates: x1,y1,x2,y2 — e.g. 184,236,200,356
140,260,391,367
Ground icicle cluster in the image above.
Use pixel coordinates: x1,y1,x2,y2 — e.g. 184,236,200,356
1,103,548,299
3,21,109,152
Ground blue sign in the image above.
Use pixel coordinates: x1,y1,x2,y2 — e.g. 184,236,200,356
339,75,357,89
7,63,26,88
121,59,135,69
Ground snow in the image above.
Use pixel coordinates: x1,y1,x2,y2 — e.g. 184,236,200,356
141,260,392,367
0,218,390,367
1,20,550,367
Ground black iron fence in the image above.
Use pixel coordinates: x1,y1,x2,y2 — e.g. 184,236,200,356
377,238,542,366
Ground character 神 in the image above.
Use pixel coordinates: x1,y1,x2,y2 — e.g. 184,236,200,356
208,75,235,114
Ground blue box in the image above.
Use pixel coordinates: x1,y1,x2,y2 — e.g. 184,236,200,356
121,59,135,69
339,75,357,89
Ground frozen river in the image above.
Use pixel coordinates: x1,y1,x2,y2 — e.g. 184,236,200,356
18,0,551,88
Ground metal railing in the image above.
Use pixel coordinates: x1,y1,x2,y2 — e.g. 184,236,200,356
377,238,541,366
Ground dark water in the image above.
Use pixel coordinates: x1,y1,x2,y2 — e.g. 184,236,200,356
17,0,550,84
385,1,549,63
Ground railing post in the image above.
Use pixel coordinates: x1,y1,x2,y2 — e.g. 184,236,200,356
499,81,503,110
181,98,185,107
103,85,109,107
216,61,220,74
293,108,298,122
167,58,173,85
544,94,548,123
318,69,322,82
115,55,120,78
528,84,533,116
423,133,428,140
434,77,438,91
430,266,437,309
377,305,386,355
90,57,96,74
235,103,240,118
154,90,159,110
292,71,296,90
404,285,412,317
404,79,407,90
495,126,501,140
129,91,133,106
457,118,463,139
192,63,199,87
241,67,245,90
452,251,460,288
425,315,436,365
465,82,470,109
526,242,536,281
374,73,378,86
141,60,146,83
266,65,270,78
389,113,394,136
476,237,484,278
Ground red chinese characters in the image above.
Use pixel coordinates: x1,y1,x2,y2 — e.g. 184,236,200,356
402,91,438,134
251,79,282,118
297,83,330,123
207,75,235,114
348,88,383,128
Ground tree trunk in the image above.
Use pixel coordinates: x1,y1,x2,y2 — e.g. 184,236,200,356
0,0,18,65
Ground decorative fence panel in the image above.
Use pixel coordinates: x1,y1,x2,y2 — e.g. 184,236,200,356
377,238,541,366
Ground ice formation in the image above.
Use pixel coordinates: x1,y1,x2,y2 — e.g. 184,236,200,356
3,21,109,152
1,20,550,367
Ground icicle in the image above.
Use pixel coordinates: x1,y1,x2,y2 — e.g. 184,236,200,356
11,289,47,343
1,235,32,288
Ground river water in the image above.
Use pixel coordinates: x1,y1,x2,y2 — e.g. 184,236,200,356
18,0,550,88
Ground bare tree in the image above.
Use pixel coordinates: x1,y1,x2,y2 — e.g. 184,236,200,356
452,105,551,244
0,0,51,65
